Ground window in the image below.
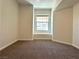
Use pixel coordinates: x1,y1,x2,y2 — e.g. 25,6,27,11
36,15,49,31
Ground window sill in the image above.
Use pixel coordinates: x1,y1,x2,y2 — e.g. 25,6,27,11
33,33,52,35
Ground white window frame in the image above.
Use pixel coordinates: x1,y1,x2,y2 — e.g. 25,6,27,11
35,15,49,33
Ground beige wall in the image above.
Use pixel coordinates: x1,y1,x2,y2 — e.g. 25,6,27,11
18,5,33,39
53,7,73,44
73,2,79,47
0,0,19,50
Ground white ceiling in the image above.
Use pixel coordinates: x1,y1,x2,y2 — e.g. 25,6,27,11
25,0,54,8
17,0,79,11
17,0,62,9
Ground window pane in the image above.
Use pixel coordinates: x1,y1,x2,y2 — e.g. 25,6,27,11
42,23,48,31
37,22,48,31
36,17,48,22
37,22,42,27
36,16,49,31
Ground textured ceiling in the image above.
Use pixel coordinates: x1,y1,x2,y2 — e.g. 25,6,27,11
27,0,53,3
17,0,55,8
26,0,54,8
17,0,79,10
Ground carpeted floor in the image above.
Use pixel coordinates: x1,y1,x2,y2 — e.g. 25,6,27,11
0,40,79,59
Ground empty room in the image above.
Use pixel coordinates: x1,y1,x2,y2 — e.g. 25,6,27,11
0,0,79,59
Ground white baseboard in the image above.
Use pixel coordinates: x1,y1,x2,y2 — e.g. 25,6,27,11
0,39,79,52
72,44,79,49
18,39,33,41
52,39,72,45
33,38,52,40
0,40,18,51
